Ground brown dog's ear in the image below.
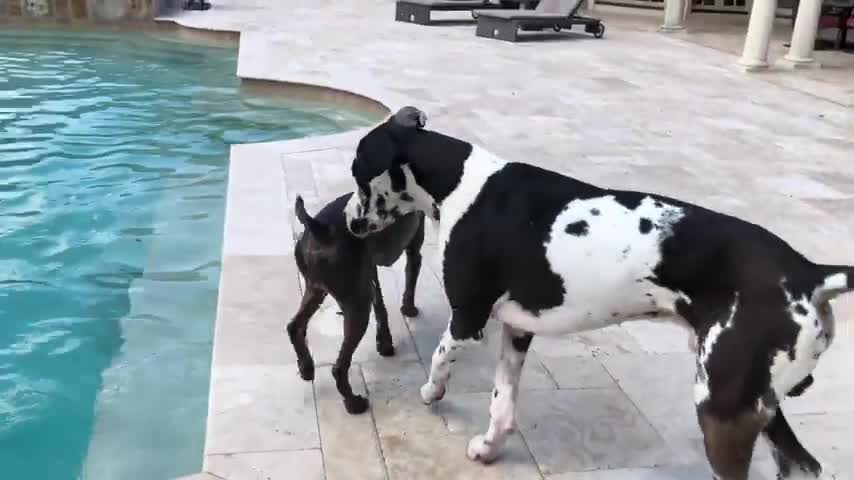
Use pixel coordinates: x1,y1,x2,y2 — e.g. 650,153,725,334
390,106,427,129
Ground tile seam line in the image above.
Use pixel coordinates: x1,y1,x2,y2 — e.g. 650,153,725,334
206,447,325,456
361,367,392,480
598,356,676,451
312,379,329,480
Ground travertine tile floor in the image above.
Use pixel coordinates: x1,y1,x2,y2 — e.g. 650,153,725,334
165,1,854,479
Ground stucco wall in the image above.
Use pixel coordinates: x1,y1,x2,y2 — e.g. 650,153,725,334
0,0,178,20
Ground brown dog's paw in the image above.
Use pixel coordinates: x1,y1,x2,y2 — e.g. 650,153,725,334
377,341,396,357
400,304,419,318
344,395,370,414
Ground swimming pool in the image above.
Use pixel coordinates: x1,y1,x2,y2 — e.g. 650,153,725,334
0,29,375,480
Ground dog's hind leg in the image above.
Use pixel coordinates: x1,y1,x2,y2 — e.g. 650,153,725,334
763,407,824,479
468,324,533,463
332,296,371,414
697,406,764,480
287,282,327,382
400,217,424,318
371,267,395,357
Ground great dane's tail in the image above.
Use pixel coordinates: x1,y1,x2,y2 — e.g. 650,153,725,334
295,195,333,244
813,265,854,303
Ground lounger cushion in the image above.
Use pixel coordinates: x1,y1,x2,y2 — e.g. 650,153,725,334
400,0,494,6
476,0,582,18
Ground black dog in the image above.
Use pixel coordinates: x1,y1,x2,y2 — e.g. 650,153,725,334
287,192,424,414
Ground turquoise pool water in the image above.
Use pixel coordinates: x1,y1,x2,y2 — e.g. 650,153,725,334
0,30,374,480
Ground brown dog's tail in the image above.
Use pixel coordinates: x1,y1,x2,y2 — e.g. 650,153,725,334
812,264,854,303
295,196,333,244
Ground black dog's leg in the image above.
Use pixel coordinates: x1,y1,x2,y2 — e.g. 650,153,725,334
332,296,371,414
371,267,395,357
763,407,823,478
286,283,327,382
400,217,425,318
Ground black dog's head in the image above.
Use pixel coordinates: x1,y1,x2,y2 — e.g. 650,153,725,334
345,106,432,237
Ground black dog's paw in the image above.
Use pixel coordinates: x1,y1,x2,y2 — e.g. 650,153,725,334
344,395,370,414
297,359,315,382
400,304,419,318
377,341,396,357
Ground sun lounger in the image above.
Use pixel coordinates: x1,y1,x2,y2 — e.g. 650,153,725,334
395,0,507,26
474,0,604,42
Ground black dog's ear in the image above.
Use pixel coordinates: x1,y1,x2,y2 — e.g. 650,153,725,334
389,106,427,129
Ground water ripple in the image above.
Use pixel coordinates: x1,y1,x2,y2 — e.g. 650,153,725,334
0,29,375,480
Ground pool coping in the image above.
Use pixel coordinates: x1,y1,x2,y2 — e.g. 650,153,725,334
151,16,412,480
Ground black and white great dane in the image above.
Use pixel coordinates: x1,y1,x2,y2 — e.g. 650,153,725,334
344,107,851,480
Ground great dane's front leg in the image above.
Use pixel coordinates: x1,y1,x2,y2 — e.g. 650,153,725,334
468,323,532,463
420,304,490,404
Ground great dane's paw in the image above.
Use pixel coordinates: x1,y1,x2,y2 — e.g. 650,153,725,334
344,395,370,415
400,304,419,318
420,381,446,404
819,462,847,480
467,434,499,464
377,341,396,357
297,358,315,382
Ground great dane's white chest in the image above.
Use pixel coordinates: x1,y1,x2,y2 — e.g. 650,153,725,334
436,147,506,278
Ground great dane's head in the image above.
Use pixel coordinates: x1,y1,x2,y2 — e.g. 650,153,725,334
346,106,433,237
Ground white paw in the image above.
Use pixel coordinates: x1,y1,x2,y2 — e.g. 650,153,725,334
420,381,446,404
820,462,847,480
467,434,499,463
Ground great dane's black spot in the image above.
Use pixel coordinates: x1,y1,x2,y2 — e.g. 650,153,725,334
653,200,663,208
400,192,414,202
511,334,533,352
794,304,808,316
432,203,440,221
639,218,653,234
787,375,813,397
621,246,632,259
493,389,498,398
614,194,643,210
438,345,446,354
565,220,589,236
590,208,601,216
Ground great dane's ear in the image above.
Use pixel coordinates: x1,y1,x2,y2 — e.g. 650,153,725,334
390,106,427,129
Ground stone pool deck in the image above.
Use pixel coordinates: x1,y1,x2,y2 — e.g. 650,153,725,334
165,1,854,479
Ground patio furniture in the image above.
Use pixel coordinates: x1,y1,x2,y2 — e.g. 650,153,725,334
395,0,533,26
474,0,604,42
183,0,211,10
793,0,854,50
818,0,854,49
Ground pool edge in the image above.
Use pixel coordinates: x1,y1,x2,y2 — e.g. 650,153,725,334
152,16,408,480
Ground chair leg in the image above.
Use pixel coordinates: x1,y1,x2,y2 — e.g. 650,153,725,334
396,2,432,25
476,17,520,42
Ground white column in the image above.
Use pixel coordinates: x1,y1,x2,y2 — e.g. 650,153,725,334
782,0,822,67
661,0,687,32
738,0,779,70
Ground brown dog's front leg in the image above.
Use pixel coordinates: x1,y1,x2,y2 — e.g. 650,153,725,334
401,217,425,318
332,297,371,414
371,267,395,357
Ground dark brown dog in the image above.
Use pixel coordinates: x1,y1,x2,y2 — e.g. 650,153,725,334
287,193,424,414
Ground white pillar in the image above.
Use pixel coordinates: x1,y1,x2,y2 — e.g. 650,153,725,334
738,0,778,70
782,0,822,67
661,0,686,32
